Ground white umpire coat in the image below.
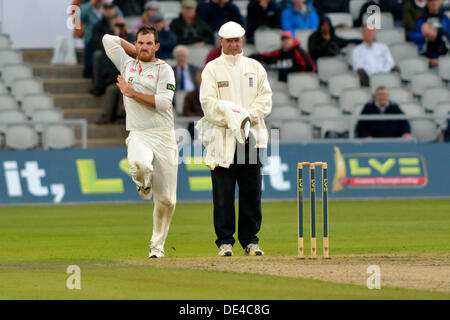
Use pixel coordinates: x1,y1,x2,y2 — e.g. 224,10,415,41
197,50,272,170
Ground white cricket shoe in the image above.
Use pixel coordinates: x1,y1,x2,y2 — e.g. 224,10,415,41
244,243,264,256
148,248,165,259
137,185,152,201
218,244,233,257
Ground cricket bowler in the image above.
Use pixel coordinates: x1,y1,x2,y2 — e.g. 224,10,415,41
103,26,178,258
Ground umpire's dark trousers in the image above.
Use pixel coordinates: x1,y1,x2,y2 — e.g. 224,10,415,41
211,146,263,249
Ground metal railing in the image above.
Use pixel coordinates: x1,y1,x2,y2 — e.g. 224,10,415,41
174,114,450,143
1,119,88,149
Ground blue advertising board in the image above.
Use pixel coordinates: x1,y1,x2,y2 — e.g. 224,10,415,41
0,143,449,205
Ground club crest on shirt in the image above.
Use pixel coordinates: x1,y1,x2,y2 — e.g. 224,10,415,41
127,77,134,84
217,81,229,88
249,77,254,88
167,83,175,91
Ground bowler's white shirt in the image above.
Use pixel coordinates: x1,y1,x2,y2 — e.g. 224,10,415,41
103,35,176,131
352,42,395,75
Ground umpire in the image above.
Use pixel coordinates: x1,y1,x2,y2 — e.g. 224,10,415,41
198,21,272,256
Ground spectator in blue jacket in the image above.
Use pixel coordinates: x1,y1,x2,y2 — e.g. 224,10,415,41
408,0,450,52
196,0,244,32
281,0,320,37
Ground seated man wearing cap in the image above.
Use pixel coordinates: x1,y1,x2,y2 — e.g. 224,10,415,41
250,30,316,82
197,21,272,257
150,13,177,60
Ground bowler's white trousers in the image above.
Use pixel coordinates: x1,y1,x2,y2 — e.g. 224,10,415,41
126,128,178,254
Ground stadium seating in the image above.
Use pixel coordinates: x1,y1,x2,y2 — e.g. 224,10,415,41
410,72,443,97
280,121,313,142
272,91,292,107
12,78,44,103
295,29,315,50
5,125,38,150
42,125,75,149
350,0,366,20
21,92,55,117
438,56,450,82
375,28,405,46
31,108,64,134
328,73,360,98
0,34,12,50
254,29,282,52
287,72,319,99
399,102,424,116
317,57,349,83
326,13,353,27
309,103,341,128
339,88,372,114
298,89,332,115
369,72,402,93
410,120,440,142
159,1,182,22
187,45,213,68
0,110,27,135
320,119,351,138
2,64,33,88
0,50,23,70
398,57,428,82
389,42,419,64
421,87,450,113
388,87,415,105
0,95,19,111
266,105,300,121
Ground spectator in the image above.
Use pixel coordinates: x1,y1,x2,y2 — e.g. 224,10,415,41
80,0,123,78
113,0,146,16
246,0,281,44
96,84,126,124
250,30,316,82
205,45,222,64
134,1,160,34
170,0,214,46
314,0,350,18
183,69,204,138
352,26,395,87
150,14,178,60
408,0,450,52
173,45,198,93
308,17,362,61
356,86,412,138
90,4,132,96
420,22,450,68
281,0,320,37
403,0,427,37
197,0,244,32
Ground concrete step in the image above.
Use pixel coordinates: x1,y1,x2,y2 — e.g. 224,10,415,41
33,64,84,79
54,93,103,109
75,138,125,148
75,124,127,139
22,49,84,64
63,108,103,123
43,78,92,94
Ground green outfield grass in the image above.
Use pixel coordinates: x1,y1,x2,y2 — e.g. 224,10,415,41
0,199,449,299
